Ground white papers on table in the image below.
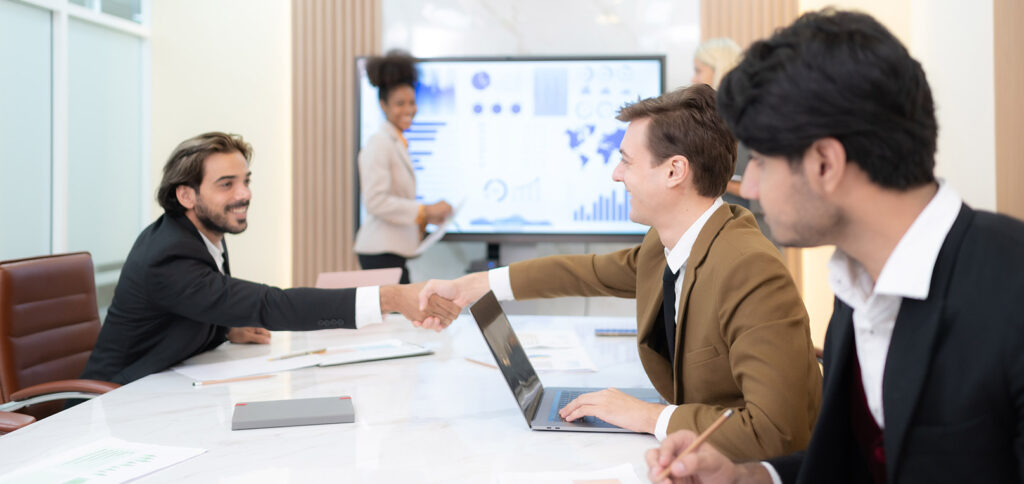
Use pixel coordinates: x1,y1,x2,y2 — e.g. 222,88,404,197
415,199,464,256
517,329,597,372
172,353,320,382
172,339,432,381
496,463,642,484
317,339,432,366
0,437,205,484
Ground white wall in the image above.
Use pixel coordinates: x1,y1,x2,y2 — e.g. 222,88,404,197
150,0,292,287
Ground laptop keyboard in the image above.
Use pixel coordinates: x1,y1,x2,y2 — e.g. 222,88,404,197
548,390,609,425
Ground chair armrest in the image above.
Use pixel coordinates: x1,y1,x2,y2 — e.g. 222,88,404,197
0,411,35,433
10,379,120,401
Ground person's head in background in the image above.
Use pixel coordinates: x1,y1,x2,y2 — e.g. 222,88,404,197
366,49,418,132
691,38,742,89
717,9,937,248
157,132,253,244
612,84,736,235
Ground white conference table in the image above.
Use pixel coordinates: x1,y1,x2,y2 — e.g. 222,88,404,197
0,314,662,483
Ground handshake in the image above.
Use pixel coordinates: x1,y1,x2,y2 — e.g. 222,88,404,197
378,272,491,330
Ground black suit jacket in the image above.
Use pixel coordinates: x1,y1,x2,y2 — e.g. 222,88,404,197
81,213,359,384
769,205,1024,483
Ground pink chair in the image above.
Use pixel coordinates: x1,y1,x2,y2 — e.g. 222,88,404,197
314,268,403,289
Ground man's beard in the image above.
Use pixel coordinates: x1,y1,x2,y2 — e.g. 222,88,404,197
194,198,249,235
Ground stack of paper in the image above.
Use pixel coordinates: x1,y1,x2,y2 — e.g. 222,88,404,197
172,339,432,382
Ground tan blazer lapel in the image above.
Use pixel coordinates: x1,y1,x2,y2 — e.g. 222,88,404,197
382,123,415,179
636,231,673,398
671,204,734,398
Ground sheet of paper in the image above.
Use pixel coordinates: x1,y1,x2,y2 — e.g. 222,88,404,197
518,329,598,372
172,352,321,381
173,339,433,381
415,199,465,256
497,463,643,484
317,338,432,366
0,437,205,484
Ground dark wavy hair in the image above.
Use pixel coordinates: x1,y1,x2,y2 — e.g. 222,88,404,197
717,9,937,190
617,84,737,198
157,132,253,215
365,49,418,102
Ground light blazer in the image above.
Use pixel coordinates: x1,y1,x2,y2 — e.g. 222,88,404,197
353,122,421,258
81,213,359,385
769,205,1024,483
509,204,821,460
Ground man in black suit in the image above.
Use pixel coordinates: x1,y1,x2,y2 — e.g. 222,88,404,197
80,132,459,385
647,9,1024,484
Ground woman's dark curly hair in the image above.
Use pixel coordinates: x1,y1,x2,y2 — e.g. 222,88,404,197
365,49,418,102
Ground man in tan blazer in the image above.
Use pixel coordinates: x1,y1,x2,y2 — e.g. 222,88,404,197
416,85,821,461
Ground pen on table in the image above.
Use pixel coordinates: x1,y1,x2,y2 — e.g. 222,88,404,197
655,408,735,481
464,357,497,369
192,374,275,387
267,348,327,361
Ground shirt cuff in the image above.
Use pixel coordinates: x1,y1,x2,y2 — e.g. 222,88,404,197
760,462,783,484
489,266,514,300
354,286,383,329
653,404,678,440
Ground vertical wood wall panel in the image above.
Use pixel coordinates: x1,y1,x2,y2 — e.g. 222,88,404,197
701,0,797,47
292,0,380,286
995,0,1024,221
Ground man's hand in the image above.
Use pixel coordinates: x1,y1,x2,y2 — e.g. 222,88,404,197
646,429,771,484
414,272,490,330
227,327,271,344
380,282,461,331
557,388,663,433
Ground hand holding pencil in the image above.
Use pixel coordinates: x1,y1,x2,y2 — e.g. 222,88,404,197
646,409,774,484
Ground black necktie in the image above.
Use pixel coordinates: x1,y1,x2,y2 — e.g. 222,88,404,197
662,264,680,361
222,246,231,276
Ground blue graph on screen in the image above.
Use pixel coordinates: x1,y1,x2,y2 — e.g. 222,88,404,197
573,188,631,222
415,70,455,116
534,67,568,116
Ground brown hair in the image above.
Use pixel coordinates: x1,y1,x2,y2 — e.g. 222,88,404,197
616,84,736,198
157,132,253,215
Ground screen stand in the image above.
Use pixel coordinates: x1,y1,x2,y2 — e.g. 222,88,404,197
467,243,501,273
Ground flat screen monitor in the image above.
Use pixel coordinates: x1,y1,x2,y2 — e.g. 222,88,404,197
355,55,665,242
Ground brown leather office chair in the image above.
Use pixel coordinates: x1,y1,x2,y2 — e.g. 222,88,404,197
0,252,119,423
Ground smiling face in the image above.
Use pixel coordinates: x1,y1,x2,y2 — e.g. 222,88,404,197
611,118,671,227
380,84,417,132
178,150,252,240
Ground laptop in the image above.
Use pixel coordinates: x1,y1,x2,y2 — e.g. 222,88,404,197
470,291,663,433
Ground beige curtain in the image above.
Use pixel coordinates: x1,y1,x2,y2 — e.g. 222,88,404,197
995,0,1024,221
292,0,381,286
701,0,798,46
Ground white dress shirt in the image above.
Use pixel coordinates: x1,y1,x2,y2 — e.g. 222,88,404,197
489,197,725,440
200,232,383,329
761,181,962,483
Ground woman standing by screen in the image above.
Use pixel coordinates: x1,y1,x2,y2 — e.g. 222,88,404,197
354,50,452,283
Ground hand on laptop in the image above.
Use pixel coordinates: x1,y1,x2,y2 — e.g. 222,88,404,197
380,283,461,330
558,388,665,434
415,272,491,330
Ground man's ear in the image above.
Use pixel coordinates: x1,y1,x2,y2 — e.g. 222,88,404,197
803,137,846,196
176,185,197,211
665,155,689,189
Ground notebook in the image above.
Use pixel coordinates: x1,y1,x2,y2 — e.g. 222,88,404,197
231,396,355,430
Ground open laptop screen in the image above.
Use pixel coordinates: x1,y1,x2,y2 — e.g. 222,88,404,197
470,291,544,424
